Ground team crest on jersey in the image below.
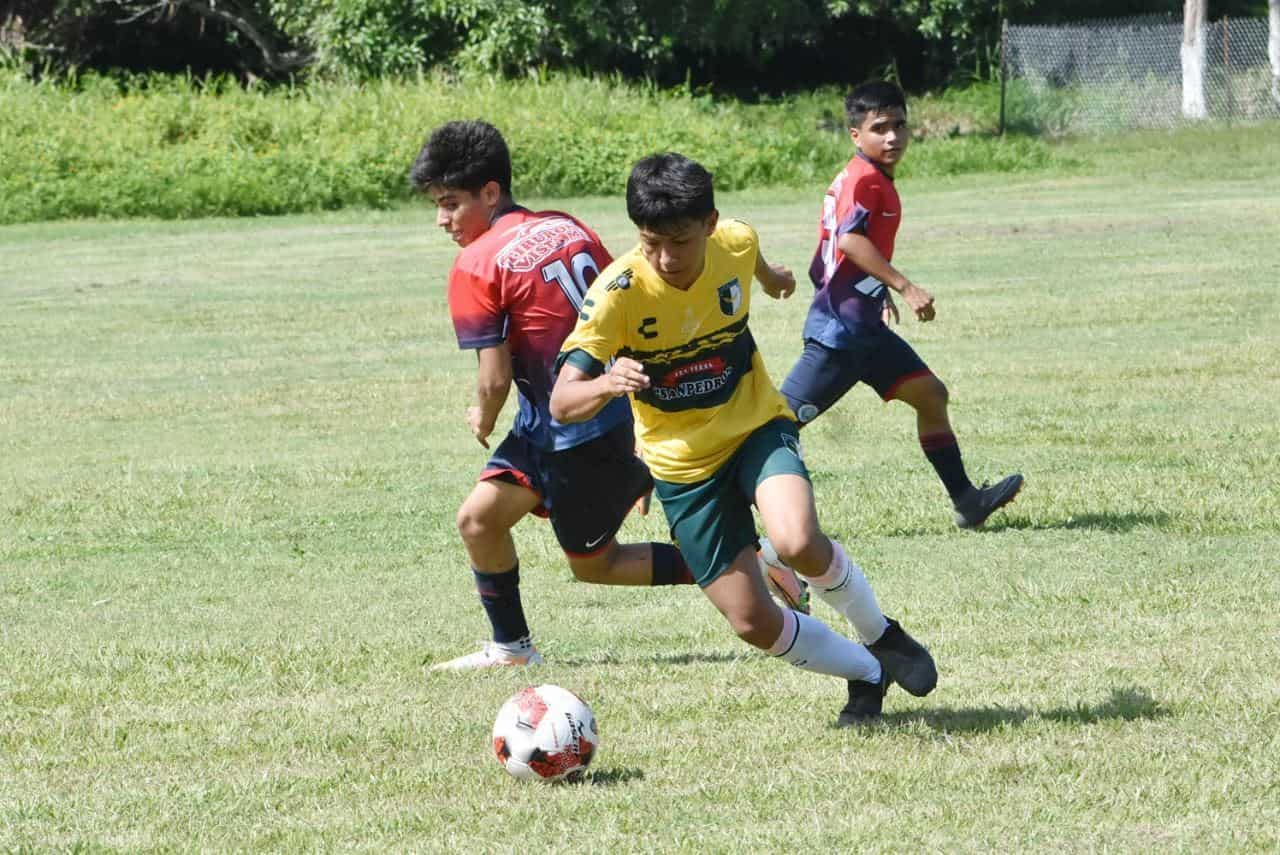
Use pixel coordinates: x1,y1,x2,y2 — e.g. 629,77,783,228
606,269,633,291
717,279,742,316
493,218,590,272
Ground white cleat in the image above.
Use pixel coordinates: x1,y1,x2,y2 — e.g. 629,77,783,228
429,642,544,671
757,537,811,615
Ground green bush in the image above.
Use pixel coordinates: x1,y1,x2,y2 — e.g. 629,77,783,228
0,72,1070,224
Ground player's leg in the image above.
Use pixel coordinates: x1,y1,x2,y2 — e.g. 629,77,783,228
778,339,862,427
431,436,544,671
875,331,1023,528
670,481,890,686
656,469,885,722
746,418,937,697
545,422,696,587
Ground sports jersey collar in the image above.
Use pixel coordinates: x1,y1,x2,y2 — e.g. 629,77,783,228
855,151,895,181
490,204,531,229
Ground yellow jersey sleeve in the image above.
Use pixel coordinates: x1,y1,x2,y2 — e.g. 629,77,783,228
716,219,760,267
558,262,632,375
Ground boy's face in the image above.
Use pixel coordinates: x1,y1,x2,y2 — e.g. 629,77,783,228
637,212,719,290
850,107,909,173
429,181,502,247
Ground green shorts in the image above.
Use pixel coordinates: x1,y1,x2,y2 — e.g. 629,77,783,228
653,418,809,587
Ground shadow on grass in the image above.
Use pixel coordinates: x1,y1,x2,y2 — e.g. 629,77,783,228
877,510,1174,538
983,511,1173,533
552,651,747,668
880,686,1166,733
581,766,645,787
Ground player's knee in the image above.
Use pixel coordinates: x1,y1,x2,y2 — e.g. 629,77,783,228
768,530,823,569
455,501,496,546
929,376,950,407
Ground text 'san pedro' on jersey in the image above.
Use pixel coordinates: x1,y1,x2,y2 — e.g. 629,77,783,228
560,219,792,484
448,208,629,451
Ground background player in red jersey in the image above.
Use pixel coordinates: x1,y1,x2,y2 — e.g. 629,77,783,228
412,121,800,670
779,81,1023,529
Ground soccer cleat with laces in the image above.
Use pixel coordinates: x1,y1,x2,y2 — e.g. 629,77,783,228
757,537,811,615
953,473,1024,529
836,669,889,727
867,617,937,697
429,642,544,672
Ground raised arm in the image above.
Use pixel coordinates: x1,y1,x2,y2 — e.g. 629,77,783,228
836,232,935,322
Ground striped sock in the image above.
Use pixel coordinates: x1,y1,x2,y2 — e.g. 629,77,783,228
807,541,888,645
768,608,881,683
921,430,973,501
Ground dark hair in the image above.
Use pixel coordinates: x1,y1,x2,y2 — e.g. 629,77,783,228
625,152,716,233
845,81,908,129
409,120,512,195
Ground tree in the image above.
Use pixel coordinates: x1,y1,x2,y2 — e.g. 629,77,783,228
1181,0,1208,119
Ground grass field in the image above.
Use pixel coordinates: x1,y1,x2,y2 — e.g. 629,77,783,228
3,129,1279,851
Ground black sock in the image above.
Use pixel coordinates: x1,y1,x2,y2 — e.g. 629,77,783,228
473,565,529,643
920,431,973,501
650,543,696,585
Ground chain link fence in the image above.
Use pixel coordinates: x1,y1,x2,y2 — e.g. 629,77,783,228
1004,14,1280,134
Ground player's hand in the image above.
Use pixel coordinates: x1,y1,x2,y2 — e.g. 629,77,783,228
760,263,796,300
901,282,936,322
881,293,900,326
466,406,493,449
604,357,650,397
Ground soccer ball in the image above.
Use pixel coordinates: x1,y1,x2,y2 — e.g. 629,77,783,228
492,685,598,782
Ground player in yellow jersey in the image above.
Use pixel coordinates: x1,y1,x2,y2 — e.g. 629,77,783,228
551,153,937,725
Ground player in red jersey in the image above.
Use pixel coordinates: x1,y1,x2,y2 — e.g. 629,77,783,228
779,81,1023,529
412,121,808,670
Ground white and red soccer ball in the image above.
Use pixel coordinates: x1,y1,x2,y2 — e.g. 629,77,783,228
492,685,598,782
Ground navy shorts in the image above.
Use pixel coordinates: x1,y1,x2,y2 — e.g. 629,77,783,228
481,421,653,556
780,330,931,424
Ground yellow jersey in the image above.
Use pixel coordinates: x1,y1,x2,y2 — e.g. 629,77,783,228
559,219,793,483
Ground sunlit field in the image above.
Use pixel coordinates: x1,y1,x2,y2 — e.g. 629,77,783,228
3,129,1278,851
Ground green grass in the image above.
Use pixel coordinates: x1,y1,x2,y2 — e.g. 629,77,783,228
3,129,1279,850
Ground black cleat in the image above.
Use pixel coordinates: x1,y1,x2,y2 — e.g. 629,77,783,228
836,670,889,727
953,473,1024,529
867,617,937,697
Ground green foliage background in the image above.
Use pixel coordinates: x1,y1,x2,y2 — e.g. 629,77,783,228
0,71,1066,223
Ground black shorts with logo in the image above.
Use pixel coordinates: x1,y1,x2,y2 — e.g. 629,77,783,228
481,421,653,556
780,330,931,424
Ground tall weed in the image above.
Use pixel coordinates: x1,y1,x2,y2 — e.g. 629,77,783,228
0,73,1067,223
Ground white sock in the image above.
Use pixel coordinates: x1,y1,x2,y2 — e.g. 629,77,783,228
808,541,888,645
494,636,534,656
768,609,882,683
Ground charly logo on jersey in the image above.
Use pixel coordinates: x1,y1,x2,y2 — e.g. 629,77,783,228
652,357,733,402
493,218,590,272
717,279,742,316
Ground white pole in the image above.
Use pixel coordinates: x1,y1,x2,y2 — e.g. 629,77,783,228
1182,0,1208,119
1269,0,1279,107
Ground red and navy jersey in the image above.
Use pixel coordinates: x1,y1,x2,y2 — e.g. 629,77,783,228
802,153,902,347
448,208,630,451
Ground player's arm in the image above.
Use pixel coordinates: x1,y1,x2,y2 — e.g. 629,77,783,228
753,247,795,300
836,232,935,322
551,356,649,424
467,343,512,449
